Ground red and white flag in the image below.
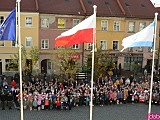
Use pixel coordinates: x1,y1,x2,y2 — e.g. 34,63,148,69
55,14,96,47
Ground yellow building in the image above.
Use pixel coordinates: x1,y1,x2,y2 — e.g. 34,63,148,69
122,19,159,73
84,17,125,69
0,11,39,76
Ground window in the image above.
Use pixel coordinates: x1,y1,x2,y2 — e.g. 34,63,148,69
87,43,92,50
26,17,32,26
124,56,142,71
148,47,152,52
101,20,108,31
12,41,16,47
41,18,49,28
137,47,143,52
114,21,120,31
72,44,79,49
5,59,18,71
128,48,133,52
25,37,32,48
139,22,146,31
0,41,4,47
100,40,107,50
58,18,65,28
41,39,49,49
128,22,135,32
73,19,80,27
113,41,119,50
0,16,4,25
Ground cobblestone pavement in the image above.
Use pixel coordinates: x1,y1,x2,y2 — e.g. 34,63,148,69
0,103,160,120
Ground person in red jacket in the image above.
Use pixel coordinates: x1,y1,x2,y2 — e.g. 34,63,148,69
11,80,16,89
56,97,61,110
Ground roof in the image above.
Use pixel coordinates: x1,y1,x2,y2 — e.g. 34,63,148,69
0,0,38,12
119,0,157,19
0,0,157,19
38,0,86,16
81,0,125,17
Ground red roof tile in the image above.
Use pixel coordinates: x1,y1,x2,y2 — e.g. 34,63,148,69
0,0,157,19
119,0,157,19
0,0,38,12
81,0,125,17
38,0,85,15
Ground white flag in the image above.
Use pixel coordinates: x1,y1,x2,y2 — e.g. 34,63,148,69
121,21,155,52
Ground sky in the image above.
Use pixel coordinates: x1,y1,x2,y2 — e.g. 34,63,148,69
150,0,160,4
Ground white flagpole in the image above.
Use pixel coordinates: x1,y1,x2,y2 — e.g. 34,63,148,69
148,12,158,115
17,0,24,120
90,5,97,120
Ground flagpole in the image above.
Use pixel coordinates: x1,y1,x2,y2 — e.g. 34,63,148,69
90,5,97,120
148,12,158,115
16,3,18,47
17,0,24,120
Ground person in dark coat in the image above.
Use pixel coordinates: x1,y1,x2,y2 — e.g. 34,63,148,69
1,92,6,110
7,92,13,109
12,89,20,108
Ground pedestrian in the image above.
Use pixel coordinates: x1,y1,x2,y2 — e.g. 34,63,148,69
1,92,6,110
27,93,33,111
123,88,128,104
105,90,109,105
56,97,61,110
37,94,41,111
109,90,114,105
144,69,147,76
99,89,104,106
117,91,121,104
7,92,13,109
23,94,28,110
113,90,117,104
32,95,38,110
45,97,49,110
11,80,16,89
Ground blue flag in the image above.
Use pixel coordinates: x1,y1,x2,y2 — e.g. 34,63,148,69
0,8,16,41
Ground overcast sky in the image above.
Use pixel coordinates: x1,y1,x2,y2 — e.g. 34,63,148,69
150,0,160,4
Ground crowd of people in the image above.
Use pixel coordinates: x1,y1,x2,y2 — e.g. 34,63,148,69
0,72,160,111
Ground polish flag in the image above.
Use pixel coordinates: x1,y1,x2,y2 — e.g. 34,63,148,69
55,14,96,47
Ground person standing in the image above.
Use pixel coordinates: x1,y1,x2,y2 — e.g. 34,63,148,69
11,80,16,89
1,92,6,110
123,88,128,104
56,97,61,110
144,69,147,76
7,92,13,109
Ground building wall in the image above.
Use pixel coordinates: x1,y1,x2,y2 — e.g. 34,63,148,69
123,19,159,69
39,14,84,74
0,11,39,75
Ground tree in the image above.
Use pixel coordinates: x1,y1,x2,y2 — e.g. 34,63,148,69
29,46,39,75
86,49,117,80
50,47,80,80
10,46,39,77
10,46,27,72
